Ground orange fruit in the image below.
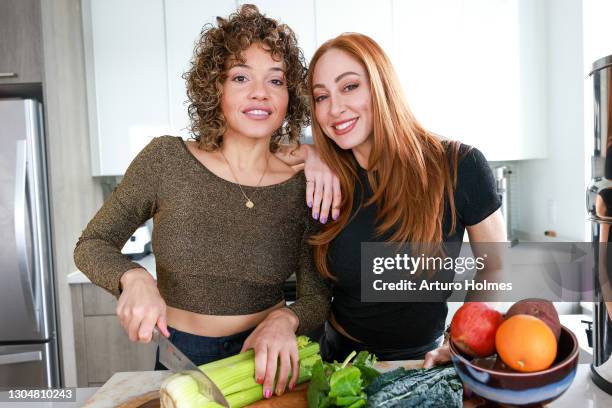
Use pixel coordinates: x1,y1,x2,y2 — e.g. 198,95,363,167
495,314,557,372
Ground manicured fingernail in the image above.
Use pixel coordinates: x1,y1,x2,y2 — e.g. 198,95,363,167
307,201,312,208
256,376,263,384
264,389,272,398
313,212,319,220
289,383,295,391
333,213,339,220
320,217,327,224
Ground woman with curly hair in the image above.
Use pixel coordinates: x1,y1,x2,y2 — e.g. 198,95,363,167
307,33,506,366
74,5,334,397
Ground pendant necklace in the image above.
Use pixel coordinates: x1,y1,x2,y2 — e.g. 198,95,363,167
220,150,268,209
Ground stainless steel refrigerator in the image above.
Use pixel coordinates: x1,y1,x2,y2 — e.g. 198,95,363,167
0,98,60,388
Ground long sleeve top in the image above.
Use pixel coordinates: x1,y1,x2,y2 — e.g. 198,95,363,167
74,136,331,334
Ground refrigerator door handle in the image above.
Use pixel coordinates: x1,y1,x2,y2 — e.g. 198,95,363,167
0,351,43,366
14,140,37,324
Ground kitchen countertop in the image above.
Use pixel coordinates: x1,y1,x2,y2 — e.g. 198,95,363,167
0,364,605,407
64,363,611,407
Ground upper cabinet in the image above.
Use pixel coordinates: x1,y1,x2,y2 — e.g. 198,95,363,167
315,0,394,62
0,0,43,85
83,0,547,175
82,0,170,176
165,0,236,140
392,0,547,161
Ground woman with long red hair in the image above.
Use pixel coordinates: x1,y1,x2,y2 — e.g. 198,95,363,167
308,33,506,366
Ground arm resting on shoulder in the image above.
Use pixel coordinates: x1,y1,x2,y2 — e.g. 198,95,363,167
275,143,342,223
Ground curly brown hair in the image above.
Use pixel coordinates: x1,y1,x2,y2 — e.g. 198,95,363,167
183,4,309,152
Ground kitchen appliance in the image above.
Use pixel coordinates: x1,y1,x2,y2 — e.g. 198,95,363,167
586,54,612,394
121,224,152,259
494,166,518,245
154,328,229,407
0,99,60,388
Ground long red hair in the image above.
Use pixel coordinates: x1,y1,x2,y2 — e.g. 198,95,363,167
308,33,463,280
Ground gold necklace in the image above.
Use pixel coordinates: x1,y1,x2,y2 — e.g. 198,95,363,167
220,150,268,209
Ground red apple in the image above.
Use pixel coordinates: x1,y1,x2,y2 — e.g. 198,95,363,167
451,302,503,357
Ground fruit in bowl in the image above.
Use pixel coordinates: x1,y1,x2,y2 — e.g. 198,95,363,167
450,302,503,357
450,325,579,406
505,298,561,340
449,300,578,406
496,314,558,373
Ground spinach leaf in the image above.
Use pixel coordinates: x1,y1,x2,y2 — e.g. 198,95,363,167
307,351,380,408
352,351,381,388
329,366,362,397
308,359,331,408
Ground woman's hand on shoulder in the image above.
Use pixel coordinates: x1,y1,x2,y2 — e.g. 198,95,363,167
241,308,300,398
422,344,451,368
303,144,342,224
116,268,170,343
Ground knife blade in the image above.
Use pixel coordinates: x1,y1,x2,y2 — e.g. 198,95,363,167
153,327,230,407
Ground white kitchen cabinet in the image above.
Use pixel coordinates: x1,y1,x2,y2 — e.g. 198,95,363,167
392,0,547,161
315,0,394,61
83,0,547,174
82,0,170,176
164,0,236,140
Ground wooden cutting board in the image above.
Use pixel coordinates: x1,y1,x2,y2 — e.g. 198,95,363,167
117,383,309,408
112,361,425,408
94,360,491,408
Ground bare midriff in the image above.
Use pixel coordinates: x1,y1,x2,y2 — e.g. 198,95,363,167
166,300,285,337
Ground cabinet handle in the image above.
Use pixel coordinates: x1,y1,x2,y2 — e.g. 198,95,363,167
0,72,18,78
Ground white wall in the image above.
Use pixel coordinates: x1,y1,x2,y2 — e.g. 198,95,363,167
515,0,586,241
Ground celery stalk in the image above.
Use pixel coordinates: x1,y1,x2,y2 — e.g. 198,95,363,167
199,350,254,374
204,342,320,392
222,377,258,396
199,336,314,374
223,353,322,395
160,337,321,408
160,373,224,408
225,385,263,408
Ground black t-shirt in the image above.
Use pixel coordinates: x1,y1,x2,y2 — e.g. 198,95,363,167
328,145,502,348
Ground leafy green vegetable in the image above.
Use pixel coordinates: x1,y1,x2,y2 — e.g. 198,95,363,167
364,368,408,396
329,366,362,397
351,351,381,388
308,359,332,408
335,395,364,406
307,351,381,408
365,365,462,408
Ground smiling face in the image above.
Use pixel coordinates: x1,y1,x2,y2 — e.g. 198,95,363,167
311,48,373,155
221,44,289,141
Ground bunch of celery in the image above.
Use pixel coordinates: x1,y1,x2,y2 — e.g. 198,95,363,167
160,336,321,408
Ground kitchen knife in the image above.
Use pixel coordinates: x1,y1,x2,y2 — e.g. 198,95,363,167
153,327,230,407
